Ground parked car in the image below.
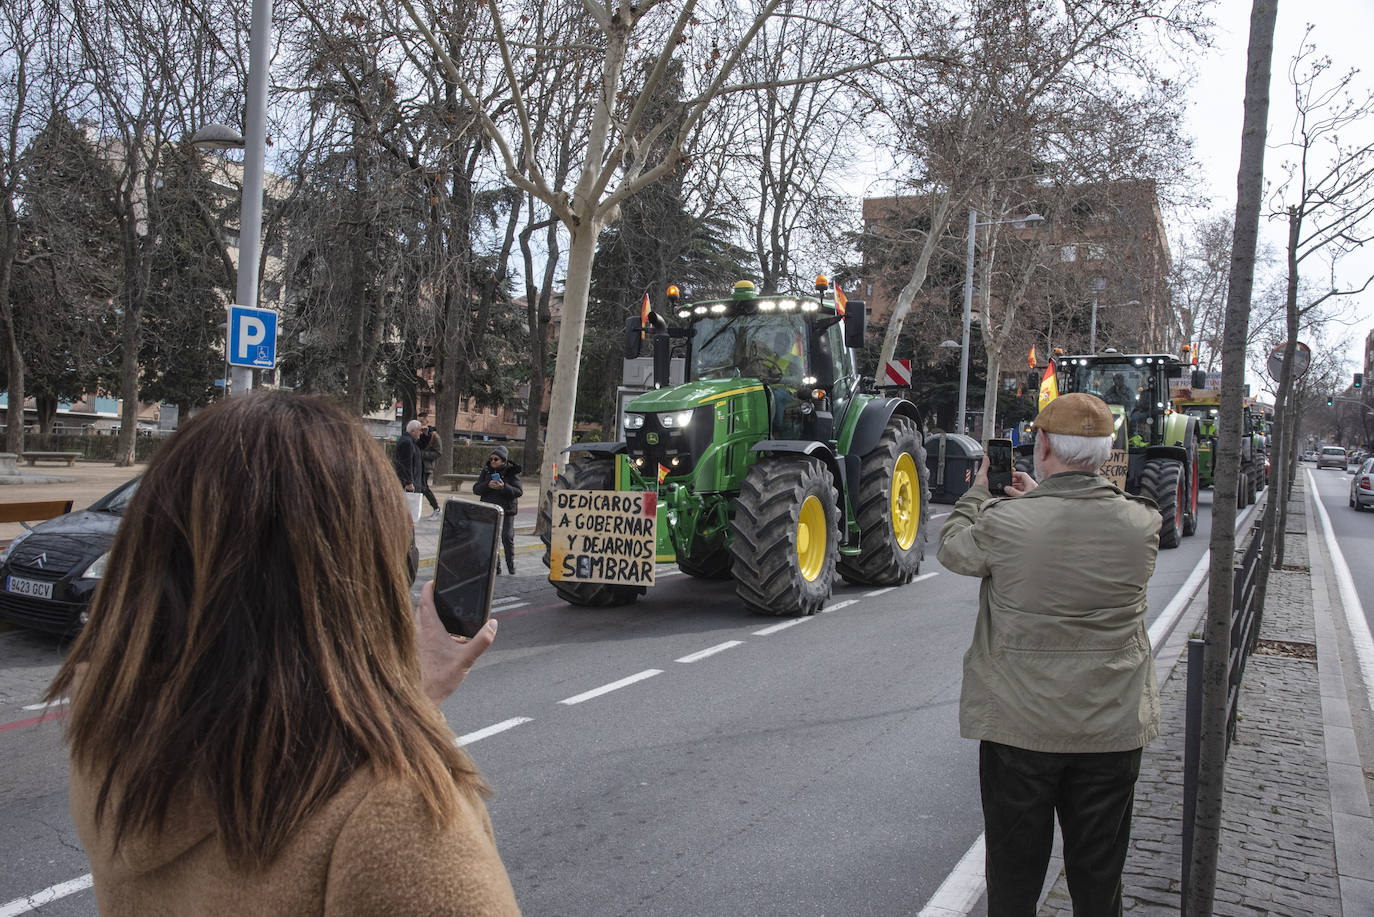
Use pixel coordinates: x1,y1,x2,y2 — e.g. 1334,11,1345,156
1348,452,1366,474
0,478,137,637
1318,446,1348,469
1352,458,1374,511
1303,450,1318,463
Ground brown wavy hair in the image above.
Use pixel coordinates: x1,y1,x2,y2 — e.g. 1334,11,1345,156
48,391,485,868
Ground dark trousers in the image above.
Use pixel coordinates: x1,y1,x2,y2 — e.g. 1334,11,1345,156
980,741,1142,917
499,510,515,571
420,470,439,510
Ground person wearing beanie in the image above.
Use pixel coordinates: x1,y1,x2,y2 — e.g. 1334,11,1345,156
473,445,522,574
936,393,1162,916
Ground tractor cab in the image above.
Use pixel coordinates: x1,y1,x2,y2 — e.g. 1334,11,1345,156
1057,351,1186,451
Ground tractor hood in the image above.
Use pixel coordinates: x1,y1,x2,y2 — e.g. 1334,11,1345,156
627,378,765,413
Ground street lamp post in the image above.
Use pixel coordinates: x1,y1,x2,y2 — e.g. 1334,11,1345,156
1089,296,1141,353
956,208,1045,436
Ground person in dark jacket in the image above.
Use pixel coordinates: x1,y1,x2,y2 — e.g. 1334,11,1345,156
473,445,521,574
417,420,442,519
395,420,424,493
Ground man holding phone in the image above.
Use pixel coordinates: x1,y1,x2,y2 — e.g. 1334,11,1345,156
473,445,522,574
936,393,1162,916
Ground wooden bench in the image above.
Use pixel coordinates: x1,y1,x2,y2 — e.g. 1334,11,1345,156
21,451,81,467
440,473,480,493
0,500,74,548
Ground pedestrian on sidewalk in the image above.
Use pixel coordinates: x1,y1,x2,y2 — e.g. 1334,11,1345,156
418,417,442,520
474,445,521,574
395,419,424,495
46,392,520,916
936,393,1162,917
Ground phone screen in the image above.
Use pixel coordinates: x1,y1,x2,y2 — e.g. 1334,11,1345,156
433,499,502,637
987,438,1014,495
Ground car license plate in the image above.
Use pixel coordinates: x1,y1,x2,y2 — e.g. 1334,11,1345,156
5,576,54,600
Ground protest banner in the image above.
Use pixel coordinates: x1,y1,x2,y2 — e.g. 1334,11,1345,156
549,490,657,586
1101,449,1129,489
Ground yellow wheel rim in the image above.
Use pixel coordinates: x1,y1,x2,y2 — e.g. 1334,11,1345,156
797,494,827,582
890,452,919,551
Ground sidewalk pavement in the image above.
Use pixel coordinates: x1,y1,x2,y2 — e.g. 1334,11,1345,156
1038,476,1374,916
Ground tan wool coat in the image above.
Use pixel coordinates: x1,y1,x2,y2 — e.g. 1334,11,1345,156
937,471,1162,754
70,764,521,916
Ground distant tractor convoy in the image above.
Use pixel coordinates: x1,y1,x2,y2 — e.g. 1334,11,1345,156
541,280,1266,614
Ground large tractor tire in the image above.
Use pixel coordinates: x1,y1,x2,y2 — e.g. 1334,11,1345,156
837,416,930,586
676,544,732,579
1141,457,1185,549
1182,448,1200,536
1236,471,1250,510
730,456,838,616
1013,453,1036,481
539,458,641,607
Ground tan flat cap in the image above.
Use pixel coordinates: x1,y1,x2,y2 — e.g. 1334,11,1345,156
1031,392,1115,436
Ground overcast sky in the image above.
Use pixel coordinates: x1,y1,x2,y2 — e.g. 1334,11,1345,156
1186,0,1374,375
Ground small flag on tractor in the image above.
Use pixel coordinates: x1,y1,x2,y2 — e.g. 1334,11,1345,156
639,292,651,341
1038,357,1059,409
834,286,847,317
1028,346,1037,368
657,463,670,484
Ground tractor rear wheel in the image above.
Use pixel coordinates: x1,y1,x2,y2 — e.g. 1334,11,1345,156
1182,448,1200,536
837,416,929,586
540,458,642,607
1237,471,1250,509
730,456,838,616
1141,457,1184,549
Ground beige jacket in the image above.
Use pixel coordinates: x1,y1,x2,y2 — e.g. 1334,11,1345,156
937,472,1162,753
70,763,521,916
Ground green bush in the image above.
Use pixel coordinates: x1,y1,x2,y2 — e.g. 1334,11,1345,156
23,433,166,463
378,437,542,474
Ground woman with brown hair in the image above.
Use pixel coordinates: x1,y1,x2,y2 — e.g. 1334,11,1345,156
47,391,520,916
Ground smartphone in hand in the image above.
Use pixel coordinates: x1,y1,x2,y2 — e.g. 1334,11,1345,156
987,438,1014,495
432,499,503,637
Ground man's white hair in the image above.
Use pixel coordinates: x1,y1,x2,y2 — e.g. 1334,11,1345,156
1042,431,1114,469
405,419,423,433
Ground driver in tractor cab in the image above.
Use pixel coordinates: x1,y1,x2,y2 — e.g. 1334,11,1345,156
758,329,805,438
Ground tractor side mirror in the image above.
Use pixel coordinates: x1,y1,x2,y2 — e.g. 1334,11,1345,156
1166,363,1185,379
624,315,642,360
843,301,866,349
1191,369,1206,389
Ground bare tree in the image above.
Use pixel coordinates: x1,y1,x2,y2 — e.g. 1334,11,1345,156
1189,3,1278,914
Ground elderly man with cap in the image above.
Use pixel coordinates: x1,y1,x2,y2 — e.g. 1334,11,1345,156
937,393,1162,917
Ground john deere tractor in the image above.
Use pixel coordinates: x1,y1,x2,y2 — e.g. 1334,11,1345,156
540,278,930,616
1051,350,1202,548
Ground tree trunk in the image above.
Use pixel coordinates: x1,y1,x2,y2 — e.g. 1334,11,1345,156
0,252,24,456
521,213,557,476
35,395,56,436
1269,207,1302,568
539,220,597,501
877,193,956,375
1187,3,1277,915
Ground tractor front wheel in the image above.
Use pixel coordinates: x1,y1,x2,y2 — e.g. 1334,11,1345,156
1141,457,1185,549
540,458,642,607
1182,449,1200,536
730,456,838,616
837,416,929,586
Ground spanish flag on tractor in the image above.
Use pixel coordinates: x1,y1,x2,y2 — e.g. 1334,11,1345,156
834,285,847,317
1039,357,1059,409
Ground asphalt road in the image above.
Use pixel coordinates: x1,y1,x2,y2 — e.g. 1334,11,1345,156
0,488,1227,916
1309,461,1374,634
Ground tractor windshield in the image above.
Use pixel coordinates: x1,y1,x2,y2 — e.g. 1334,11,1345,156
1078,364,1150,413
693,314,808,383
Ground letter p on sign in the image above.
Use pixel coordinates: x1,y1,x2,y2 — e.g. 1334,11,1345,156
237,316,265,359
227,304,278,369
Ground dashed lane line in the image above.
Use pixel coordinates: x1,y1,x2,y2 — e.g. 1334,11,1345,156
456,717,533,746
820,599,859,614
751,617,814,636
0,873,93,917
559,669,663,706
21,698,67,712
675,641,744,664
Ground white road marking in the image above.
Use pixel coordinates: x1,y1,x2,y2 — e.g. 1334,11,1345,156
932,512,951,519
21,698,67,712
1308,469,1374,710
911,571,939,585
675,641,744,664
820,599,858,614
657,569,684,579
456,717,533,745
751,617,814,636
492,601,529,612
0,874,94,917
917,834,986,916
865,586,897,598
559,669,663,705
492,596,525,608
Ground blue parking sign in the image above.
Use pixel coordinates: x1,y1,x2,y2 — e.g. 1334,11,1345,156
227,304,278,369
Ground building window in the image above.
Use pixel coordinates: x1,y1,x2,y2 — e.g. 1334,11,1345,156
1059,245,1077,262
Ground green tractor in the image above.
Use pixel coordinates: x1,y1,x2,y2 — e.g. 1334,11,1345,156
1172,391,1219,489
1050,350,1202,548
540,278,930,616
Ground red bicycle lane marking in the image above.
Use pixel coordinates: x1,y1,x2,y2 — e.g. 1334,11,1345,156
0,708,69,734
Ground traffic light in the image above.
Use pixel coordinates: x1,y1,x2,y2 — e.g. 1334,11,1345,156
1356,372,1364,389
1328,396,1335,406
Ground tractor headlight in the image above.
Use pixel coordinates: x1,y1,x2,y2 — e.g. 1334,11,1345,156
659,410,694,429
624,413,645,430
